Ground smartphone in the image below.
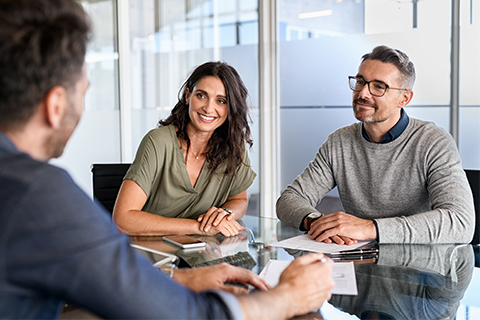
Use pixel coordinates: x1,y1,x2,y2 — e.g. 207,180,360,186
163,235,206,249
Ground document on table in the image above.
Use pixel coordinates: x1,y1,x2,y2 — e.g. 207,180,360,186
270,234,371,254
259,260,358,295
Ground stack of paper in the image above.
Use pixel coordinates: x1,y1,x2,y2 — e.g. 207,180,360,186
259,260,358,295
270,234,371,254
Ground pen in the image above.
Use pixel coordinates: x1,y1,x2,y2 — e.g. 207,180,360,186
331,254,378,261
328,247,379,256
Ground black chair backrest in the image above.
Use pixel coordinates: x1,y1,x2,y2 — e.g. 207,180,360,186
465,170,480,244
91,163,131,214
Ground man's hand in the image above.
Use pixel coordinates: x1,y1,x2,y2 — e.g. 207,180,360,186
172,263,269,295
308,211,377,245
277,253,334,315
238,253,334,319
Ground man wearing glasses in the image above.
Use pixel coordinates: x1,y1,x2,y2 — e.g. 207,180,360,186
277,45,474,245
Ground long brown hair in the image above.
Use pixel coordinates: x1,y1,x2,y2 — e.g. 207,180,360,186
159,61,253,175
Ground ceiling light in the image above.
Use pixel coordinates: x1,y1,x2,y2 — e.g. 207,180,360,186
298,10,333,19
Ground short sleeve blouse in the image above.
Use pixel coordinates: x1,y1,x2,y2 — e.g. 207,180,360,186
124,125,256,219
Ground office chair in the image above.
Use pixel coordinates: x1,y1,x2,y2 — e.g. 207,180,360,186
91,163,131,214
465,170,480,245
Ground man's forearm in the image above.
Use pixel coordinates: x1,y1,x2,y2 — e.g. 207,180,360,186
237,286,295,320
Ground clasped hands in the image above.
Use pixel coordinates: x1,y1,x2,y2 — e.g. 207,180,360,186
197,206,243,237
308,211,377,245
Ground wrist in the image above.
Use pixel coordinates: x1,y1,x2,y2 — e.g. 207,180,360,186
269,283,298,319
238,285,295,320
171,268,188,284
190,219,206,235
371,219,379,241
303,212,323,231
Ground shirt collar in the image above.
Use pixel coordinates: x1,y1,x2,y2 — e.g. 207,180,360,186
362,109,409,144
0,131,25,162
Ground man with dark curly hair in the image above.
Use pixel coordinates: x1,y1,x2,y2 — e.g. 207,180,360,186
0,0,334,319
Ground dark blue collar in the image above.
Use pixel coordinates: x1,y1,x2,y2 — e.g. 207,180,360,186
0,131,20,159
362,109,409,144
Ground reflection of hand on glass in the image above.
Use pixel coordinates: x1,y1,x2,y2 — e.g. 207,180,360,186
203,242,223,260
217,232,248,254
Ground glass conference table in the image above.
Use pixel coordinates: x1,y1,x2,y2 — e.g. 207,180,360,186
129,215,480,320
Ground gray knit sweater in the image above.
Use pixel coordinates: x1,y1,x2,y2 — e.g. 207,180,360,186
276,118,475,244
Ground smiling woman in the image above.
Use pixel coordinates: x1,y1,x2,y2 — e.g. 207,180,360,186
185,76,229,151
112,61,256,238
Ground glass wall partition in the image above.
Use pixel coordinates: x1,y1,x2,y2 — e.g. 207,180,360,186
125,0,261,216
278,0,455,192
459,0,480,170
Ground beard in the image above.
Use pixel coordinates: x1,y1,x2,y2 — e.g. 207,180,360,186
353,98,380,123
45,99,81,159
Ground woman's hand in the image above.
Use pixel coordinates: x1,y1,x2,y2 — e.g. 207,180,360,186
198,206,234,233
199,215,244,237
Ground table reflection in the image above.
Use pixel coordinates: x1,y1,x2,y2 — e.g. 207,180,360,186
130,217,477,320
328,244,474,319
273,219,476,319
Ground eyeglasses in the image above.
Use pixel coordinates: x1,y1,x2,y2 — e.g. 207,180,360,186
348,76,409,97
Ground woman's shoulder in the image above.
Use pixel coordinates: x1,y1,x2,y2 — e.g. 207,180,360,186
145,124,175,138
141,125,177,146
133,125,179,159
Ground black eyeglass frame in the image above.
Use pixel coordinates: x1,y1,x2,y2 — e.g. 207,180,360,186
348,76,410,97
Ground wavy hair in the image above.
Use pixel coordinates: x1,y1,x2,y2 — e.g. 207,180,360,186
159,61,253,175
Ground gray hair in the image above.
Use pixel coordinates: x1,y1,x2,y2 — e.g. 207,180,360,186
361,45,416,89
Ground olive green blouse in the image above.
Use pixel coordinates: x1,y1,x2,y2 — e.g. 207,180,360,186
124,125,256,219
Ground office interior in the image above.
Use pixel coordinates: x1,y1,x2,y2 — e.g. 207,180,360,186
61,0,479,208
50,0,479,316
61,0,479,232
59,1,480,220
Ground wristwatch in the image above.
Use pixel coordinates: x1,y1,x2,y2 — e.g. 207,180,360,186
304,212,323,230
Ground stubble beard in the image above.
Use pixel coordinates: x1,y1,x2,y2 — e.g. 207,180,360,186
46,102,80,160
353,98,379,123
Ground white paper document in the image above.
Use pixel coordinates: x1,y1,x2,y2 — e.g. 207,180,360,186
259,260,358,295
270,234,371,254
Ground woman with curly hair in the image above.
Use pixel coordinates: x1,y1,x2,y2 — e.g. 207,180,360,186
113,61,255,237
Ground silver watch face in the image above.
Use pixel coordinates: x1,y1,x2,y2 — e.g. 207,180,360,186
308,212,323,219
